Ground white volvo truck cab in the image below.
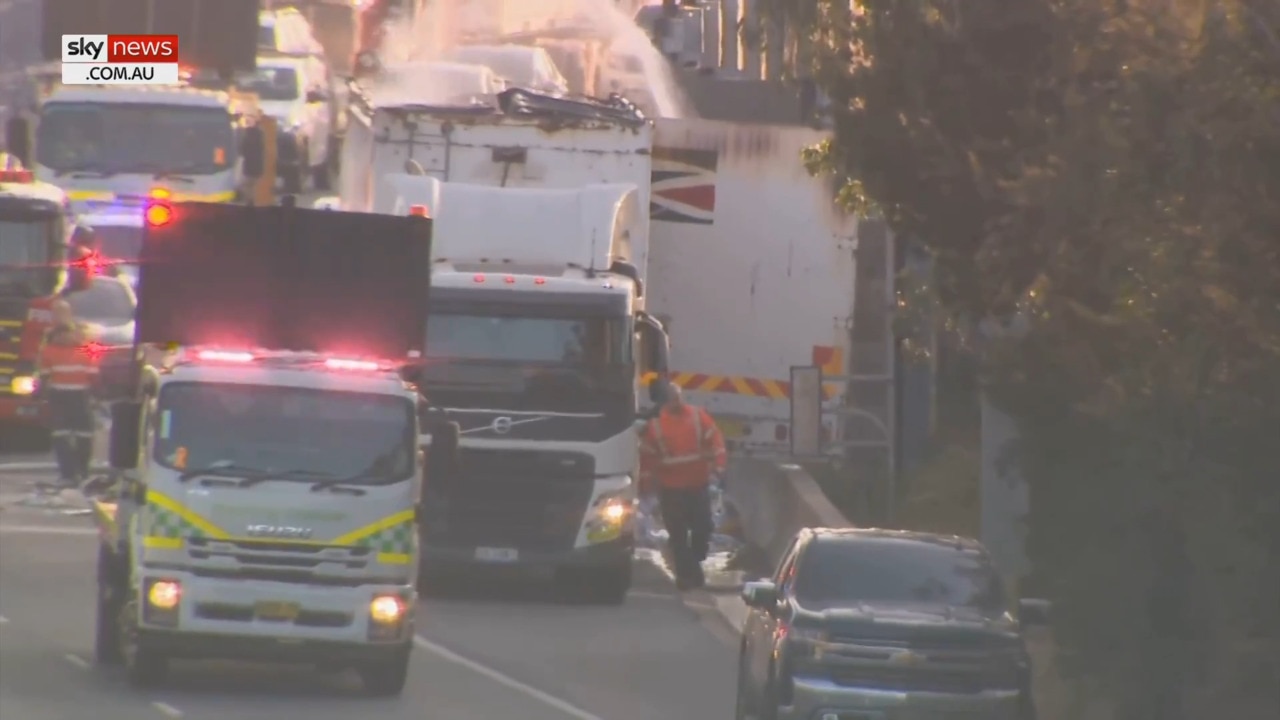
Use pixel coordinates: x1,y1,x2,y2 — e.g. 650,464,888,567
386,175,670,604
91,199,458,695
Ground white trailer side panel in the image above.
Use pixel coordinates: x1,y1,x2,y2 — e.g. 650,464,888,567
649,119,857,456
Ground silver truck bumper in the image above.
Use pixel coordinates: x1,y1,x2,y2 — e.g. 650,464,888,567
135,570,414,658
779,675,1023,720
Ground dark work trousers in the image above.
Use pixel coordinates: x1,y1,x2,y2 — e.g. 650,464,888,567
47,388,94,482
658,485,713,588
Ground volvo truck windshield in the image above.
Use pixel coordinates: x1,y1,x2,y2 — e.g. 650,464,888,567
421,307,633,415
36,103,236,176
153,382,417,482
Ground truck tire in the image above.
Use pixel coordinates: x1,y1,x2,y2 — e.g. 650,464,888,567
120,595,168,688
94,546,123,664
573,561,632,605
280,136,304,194
358,644,411,697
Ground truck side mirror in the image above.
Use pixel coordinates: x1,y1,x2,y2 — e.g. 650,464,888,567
636,312,670,375
5,115,31,167
109,401,143,470
241,125,265,179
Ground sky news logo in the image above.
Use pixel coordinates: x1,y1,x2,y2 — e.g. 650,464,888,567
61,34,180,86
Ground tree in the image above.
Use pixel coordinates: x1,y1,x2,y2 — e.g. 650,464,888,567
765,1,1280,716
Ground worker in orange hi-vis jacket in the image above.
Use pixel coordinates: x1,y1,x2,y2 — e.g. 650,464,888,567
639,382,727,590
38,301,99,486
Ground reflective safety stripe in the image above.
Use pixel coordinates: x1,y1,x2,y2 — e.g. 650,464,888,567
47,382,91,390
49,365,98,373
650,407,710,465
51,430,93,437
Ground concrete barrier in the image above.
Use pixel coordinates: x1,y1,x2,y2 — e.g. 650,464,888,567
726,458,847,570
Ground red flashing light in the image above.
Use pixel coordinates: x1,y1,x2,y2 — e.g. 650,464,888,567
80,341,108,361
325,358,380,371
0,170,33,183
198,350,254,363
473,274,485,283
145,203,173,227
72,248,102,275
533,277,546,285
408,204,429,217
503,276,515,284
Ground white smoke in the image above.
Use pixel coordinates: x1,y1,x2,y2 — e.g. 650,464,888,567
373,0,688,117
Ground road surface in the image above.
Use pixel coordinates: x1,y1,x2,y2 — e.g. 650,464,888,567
0,456,738,720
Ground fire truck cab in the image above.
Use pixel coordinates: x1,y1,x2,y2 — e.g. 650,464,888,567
0,157,93,437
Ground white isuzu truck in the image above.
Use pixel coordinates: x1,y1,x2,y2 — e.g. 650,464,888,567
329,87,668,602
93,199,457,694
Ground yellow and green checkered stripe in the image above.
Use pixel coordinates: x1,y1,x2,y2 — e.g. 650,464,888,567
353,518,415,564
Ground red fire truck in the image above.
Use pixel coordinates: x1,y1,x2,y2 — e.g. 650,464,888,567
0,160,92,441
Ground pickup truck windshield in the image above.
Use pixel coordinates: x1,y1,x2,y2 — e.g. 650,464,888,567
36,102,235,175
153,382,415,484
795,539,1007,613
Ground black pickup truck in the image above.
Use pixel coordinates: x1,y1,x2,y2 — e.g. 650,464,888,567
735,527,1047,720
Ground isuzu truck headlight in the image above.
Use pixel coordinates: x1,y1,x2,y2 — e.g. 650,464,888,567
10,375,36,395
143,578,181,626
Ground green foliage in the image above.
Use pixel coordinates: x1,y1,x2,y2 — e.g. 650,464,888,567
767,0,1280,716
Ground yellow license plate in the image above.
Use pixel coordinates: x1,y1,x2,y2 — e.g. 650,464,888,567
254,601,300,621
716,420,747,438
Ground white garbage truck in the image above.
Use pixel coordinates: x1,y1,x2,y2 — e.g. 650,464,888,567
330,87,668,602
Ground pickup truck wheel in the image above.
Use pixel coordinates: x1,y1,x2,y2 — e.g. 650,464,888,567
358,644,411,697
94,548,123,664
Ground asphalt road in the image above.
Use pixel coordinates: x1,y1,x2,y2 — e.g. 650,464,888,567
0,450,738,720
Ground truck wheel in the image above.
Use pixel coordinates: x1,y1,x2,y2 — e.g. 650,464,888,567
120,597,168,688
574,561,632,605
358,644,411,697
94,547,123,664
312,141,332,190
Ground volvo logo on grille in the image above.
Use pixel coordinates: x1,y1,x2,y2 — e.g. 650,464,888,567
245,524,313,539
887,649,927,666
491,416,513,434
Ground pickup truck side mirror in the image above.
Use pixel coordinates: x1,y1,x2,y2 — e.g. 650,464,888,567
109,401,143,470
741,580,779,609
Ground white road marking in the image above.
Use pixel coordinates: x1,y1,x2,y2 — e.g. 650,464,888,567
151,701,183,717
0,462,58,471
628,590,678,600
0,525,97,536
63,653,89,669
412,635,602,720
0,462,108,472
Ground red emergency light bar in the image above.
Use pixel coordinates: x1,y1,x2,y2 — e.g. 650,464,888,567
408,205,429,218
193,348,386,372
0,170,34,183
